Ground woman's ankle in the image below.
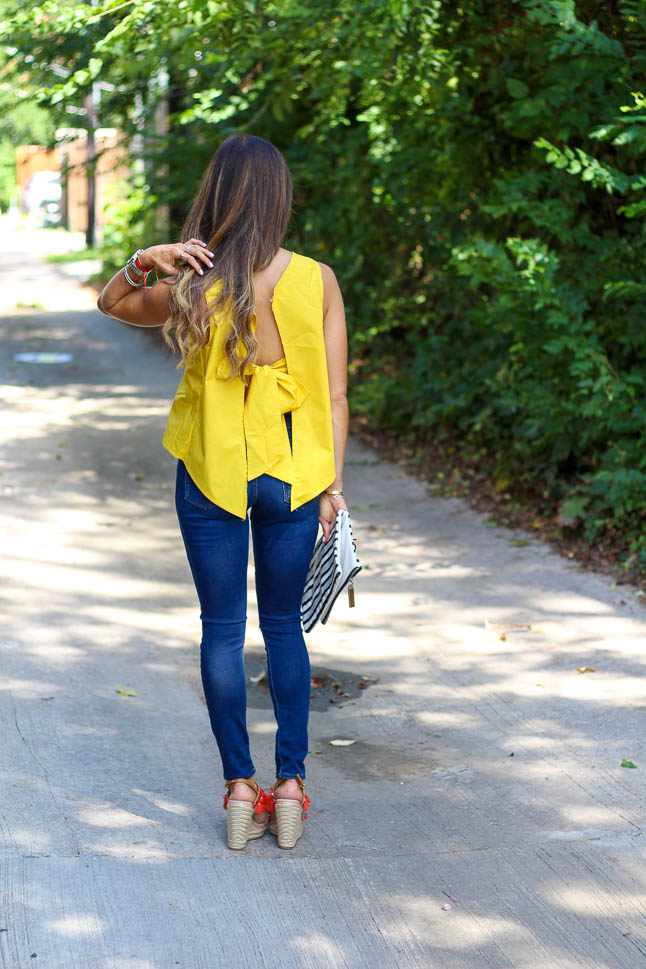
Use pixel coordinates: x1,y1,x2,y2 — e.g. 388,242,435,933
228,777,258,802
274,777,304,800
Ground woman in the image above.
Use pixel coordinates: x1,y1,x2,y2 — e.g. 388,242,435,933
97,134,348,851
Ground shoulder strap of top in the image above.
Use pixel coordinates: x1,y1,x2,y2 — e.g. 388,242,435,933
289,252,323,303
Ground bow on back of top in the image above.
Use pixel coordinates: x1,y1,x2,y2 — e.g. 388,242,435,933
215,354,309,481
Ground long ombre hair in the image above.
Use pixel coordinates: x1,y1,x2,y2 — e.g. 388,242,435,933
164,135,292,379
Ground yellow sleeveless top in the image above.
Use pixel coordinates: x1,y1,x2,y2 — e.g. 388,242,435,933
162,252,336,519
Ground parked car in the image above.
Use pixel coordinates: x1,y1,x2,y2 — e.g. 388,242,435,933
22,170,63,227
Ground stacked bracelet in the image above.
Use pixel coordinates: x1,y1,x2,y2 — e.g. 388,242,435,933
123,248,151,290
325,489,344,498
123,264,144,287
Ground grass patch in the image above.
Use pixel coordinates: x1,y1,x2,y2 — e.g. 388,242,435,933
45,248,102,264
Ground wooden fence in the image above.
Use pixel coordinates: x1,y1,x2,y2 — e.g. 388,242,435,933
16,130,129,240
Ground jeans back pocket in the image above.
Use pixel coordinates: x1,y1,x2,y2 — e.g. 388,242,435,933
181,462,218,511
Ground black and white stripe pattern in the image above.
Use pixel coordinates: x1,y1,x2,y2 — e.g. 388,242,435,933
301,509,362,632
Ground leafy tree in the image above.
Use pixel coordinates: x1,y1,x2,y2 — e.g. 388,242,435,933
0,0,56,208
2,0,646,565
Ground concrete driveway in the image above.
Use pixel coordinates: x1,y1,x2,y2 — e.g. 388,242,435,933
1,221,645,969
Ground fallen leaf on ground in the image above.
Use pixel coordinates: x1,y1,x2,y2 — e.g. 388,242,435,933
311,676,330,688
328,739,356,746
116,686,136,696
575,666,595,674
621,758,637,769
484,618,534,640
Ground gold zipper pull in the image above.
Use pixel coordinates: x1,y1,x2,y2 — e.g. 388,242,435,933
348,581,355,607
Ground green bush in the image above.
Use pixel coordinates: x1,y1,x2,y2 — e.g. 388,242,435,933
0,138,16,212
5,0,646,562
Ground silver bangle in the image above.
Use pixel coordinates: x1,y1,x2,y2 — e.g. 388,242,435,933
123,264,144,287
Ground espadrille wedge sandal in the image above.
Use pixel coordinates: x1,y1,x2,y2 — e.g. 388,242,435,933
268,774,311,849
223,776,274,850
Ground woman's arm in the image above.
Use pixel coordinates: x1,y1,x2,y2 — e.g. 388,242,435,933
96,239,213,327
319,261,349,541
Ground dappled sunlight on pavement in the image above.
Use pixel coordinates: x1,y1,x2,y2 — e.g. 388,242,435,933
0,217,95,313
2,225,645,967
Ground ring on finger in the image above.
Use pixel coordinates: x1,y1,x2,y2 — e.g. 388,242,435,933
181,250,190,260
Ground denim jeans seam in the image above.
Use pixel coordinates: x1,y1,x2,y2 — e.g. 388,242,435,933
263,648,283,776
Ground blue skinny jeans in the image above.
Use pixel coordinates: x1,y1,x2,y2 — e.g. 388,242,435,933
174,415,319,782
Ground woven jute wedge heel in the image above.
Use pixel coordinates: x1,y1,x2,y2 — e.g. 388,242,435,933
223,776,274,850
268,774,311,849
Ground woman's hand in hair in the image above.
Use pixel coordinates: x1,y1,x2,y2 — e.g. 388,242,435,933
97,237,214,327
139,239,214,277
319,492,348,543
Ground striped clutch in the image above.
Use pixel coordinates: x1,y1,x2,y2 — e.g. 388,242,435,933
301,509,362,633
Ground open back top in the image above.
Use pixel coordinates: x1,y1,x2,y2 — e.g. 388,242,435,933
162,251,336,519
